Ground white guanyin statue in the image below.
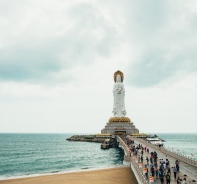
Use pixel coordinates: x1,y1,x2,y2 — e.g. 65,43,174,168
112,70,126,117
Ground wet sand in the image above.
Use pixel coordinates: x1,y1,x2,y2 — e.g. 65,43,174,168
0,167,138,184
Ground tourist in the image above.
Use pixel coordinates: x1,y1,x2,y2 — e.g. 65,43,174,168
166,173,171,184
159,166,164,178
132,146,135,153
182,178,187,184
173,167,177,179
167,166,171,175
141,149,143,156
177,177,181,184
166,159,169,168
154,162,158,169
155,168,159,179
159,171,164,184
144,165,148,179
176,163,179,172
152,152,154,160
138,155,140,163
150,162,154,168
146,156,149,164
176,161,180,172
154,152,157,162
160,176,164,184
150,156,153,164
151,166,155,177
141,155,143,163
135,148,137,155
163,162,166,174
159,162,164,172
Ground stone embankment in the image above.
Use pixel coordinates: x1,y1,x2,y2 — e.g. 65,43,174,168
67,135,106,143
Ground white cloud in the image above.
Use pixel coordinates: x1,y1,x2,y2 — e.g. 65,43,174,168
0,0,197,133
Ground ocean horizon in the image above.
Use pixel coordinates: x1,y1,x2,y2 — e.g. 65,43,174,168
0,133,196,180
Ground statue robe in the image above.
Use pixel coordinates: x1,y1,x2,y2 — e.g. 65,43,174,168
112,82,126,117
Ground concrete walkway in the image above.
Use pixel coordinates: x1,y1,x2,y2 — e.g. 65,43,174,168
126,137,197,184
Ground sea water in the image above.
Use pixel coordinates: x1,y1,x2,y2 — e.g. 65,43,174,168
0,133,196,179
0,133,124,179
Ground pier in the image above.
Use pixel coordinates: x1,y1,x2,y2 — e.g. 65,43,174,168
117,135,197,184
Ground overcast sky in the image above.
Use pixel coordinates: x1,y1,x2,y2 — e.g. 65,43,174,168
0,0,197,134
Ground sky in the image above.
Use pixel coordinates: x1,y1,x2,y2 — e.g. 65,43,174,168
0,0,197,133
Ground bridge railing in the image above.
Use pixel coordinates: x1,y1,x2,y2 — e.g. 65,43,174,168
161,148,197,167
117,136,149,184
131,137,197,167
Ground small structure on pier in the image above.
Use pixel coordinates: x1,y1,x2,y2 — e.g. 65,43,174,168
101,70,139,135
131,133,148,138
95,133,112,138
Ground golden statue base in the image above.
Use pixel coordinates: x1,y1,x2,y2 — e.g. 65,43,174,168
109,117,131,123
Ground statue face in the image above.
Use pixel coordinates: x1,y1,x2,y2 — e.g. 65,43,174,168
116,75,121,82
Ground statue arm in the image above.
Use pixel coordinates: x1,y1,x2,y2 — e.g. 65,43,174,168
113,85,116,96
113,84,118,95
121,84,125,95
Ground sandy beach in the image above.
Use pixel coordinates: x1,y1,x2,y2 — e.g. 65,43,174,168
0,167,137,184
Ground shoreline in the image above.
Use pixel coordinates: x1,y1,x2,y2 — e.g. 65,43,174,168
0,165,126,181
0,167,137,184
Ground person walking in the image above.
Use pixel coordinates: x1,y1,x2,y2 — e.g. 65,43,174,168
144,165,148,179
151,166,155,177
146,156,149,165
176,162,180,172
159,172,164,184
183,178,187,184
155,167,159,178
141,155,143,163
154,153,157,162
155,162,158,168
150,156,153,164
167,166,171,175
138,155,140,163
166,159,169,167
166,173,171,184
163,162,166,174
173,167,177,179
160,176,164,184
156,168,159,179
177,177,181,184
159,163,164,173
150,162,154,168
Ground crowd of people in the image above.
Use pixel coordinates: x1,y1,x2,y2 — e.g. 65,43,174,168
124,136,188,184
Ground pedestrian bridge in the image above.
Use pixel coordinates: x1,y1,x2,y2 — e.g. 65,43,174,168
117,136,197,184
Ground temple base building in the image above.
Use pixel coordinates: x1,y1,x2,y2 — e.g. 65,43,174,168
101,117,139,135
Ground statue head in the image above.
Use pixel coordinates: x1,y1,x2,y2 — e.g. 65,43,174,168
114,70,124,82
116,75,121,82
